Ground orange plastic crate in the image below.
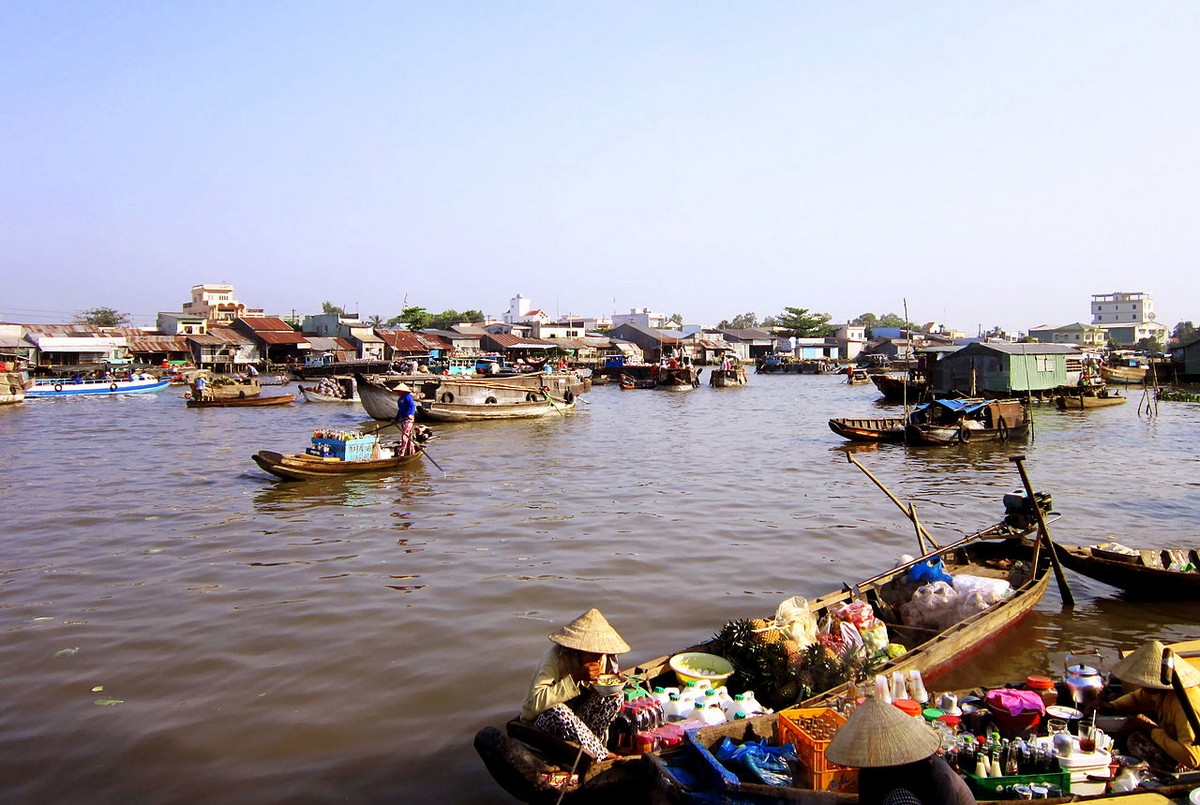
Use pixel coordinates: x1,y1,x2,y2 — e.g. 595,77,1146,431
778,707,858,792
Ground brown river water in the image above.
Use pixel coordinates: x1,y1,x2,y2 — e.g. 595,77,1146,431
1,376,1197,804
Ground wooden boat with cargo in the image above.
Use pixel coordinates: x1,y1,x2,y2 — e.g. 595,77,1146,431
356,372,585,421
1053,543,1200,598
418,396,567,422
186,393,295,408
251,427,430,480
475,485,1061,803
904,398,1028,446
827,416,907,443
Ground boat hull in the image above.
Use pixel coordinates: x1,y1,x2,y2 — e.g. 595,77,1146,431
828,416,906,443
1055,545,1200,597
357,373,585,421
186,394,295,408
1054,391,1127,409
709,368,748,388
0,372,26,404
26,379,170,397
252,448,424,480
418,399,564,421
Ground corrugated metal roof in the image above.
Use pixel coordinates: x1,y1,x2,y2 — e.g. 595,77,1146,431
190,328,253,345
486,332,557,349
378,330,432,352
237,317,294,331
256,330,310,345
127,337,191,352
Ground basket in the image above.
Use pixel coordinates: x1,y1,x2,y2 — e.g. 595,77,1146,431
778,707,858,792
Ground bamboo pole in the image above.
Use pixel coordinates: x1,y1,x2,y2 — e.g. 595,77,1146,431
1009,454,1074,607
846,453,940,551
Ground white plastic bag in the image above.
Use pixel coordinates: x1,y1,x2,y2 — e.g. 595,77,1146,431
773,595,818,648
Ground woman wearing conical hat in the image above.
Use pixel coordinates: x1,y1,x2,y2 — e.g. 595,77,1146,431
825,696,975,805
520,609,631,761
1102,639,1200,770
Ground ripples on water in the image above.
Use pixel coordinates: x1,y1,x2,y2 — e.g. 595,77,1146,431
0,379,1197,803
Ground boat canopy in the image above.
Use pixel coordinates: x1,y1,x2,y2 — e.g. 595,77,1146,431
915,399,992,416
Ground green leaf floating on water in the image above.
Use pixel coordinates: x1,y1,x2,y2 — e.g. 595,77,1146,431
92,685,104,692
143,548,164,554
54,647,80,657
33,616,55,622
94,698,124,706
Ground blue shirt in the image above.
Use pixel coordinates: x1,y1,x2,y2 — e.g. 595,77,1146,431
395,392,417,420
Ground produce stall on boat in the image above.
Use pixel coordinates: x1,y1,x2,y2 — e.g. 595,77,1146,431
476,464,1073,803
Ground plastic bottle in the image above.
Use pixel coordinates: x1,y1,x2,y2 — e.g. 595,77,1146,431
651,686,670,706
698,701,726,726
974,756,990,778
741,690,768,715
875,674,893,704
663,693,687,722
680,681,703,703
891,671,909,701
907,670,929,704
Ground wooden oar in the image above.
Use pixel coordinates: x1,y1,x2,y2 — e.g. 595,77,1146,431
1162,649,1200,743
845,453,940,552
1010,454,1074,607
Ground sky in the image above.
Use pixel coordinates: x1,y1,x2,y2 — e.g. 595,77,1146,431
2,2,1197,334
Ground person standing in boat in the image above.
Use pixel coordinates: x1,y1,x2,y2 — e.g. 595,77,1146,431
1103,639,1200,770
519,609,630,762
192,375,208,401
391,383,417,454
825,696,975,805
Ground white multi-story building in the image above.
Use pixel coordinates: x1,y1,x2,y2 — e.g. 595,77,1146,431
1090,291,1169,346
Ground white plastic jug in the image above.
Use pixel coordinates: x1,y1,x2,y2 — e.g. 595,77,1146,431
663,693,688,722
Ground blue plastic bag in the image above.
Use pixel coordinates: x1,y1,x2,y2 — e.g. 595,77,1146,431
909,556,952,585
713,737,797,787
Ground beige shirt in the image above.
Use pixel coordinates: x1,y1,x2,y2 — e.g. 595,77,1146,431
519,644,583,722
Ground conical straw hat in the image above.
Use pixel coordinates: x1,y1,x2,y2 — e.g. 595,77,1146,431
1111,640,1200,691
548,609,630,654
824,695,941,768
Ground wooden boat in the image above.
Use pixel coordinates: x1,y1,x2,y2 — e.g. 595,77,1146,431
619,374,656,390
298,376,358,403
653,365,701,391
417,396,566,422
1054,543,1200,597
904,398,1028,446
846,367,872,385
26,376,170,398
186,393,295,408
710,366,749,388
199,379,261,400
1054,388,1127,410
870,373,931,403
357,372,585,421
1099,364,1148,385
476,496,1058,803
827,416,907,443
0,371,27,404
252,444,425,480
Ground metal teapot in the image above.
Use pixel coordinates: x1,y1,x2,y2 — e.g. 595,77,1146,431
1064,651,1106,706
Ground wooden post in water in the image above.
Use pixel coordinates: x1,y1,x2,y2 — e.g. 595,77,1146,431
1010,454,1074,608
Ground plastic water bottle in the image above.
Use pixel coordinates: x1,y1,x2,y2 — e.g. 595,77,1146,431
723,693,748,721
651,686,671,707
663,692,687,722
741,690,767,715
680,681,703,703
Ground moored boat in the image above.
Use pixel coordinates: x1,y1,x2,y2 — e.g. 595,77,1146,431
0,371,27,404
870,373,931,403
1054,388,1127,410
653,365,701,390
298,375,358,403
1054,543,1200,598
186,393,295,408
26,376,170,398
904,398,1028,445
827,416,907,443
1099,364,1148,385
709,366,749,388
356,372,585,421
417,396,567,422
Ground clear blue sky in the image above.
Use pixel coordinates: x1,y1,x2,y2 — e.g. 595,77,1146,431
3,2,1197,333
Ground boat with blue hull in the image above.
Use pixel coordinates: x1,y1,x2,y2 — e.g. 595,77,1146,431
26,377,170,398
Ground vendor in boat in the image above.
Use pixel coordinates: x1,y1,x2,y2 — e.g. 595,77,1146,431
825,696,975,805
192,375,208,400
1102,639,1200,770
519,609,630,762
392,383,417,453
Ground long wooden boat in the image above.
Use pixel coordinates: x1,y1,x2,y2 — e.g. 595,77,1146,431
200,380,261,400
1099,364,1148,384
1054,389,1128,410
298,376,358,403
356,372,585,421
476,499,1057,803
827,416,906,443
186,393,295,408
905,398,1028,446
1054,543,1200,597
252,446,424,480
26,377,170,398
418,396,566,422
869,373,931,403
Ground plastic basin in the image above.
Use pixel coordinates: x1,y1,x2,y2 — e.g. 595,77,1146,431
669,652,734,686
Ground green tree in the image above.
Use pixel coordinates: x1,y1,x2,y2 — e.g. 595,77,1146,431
75,307,130,327
388,306,431,331
717,312,759,329
1135,336,1165,353
760,315,777,328
666,312,684,327
321,301,346,316
1172,321,1196,344
774,307,836,338
876,313,918,331
365,314,384,327
851,312,879,329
